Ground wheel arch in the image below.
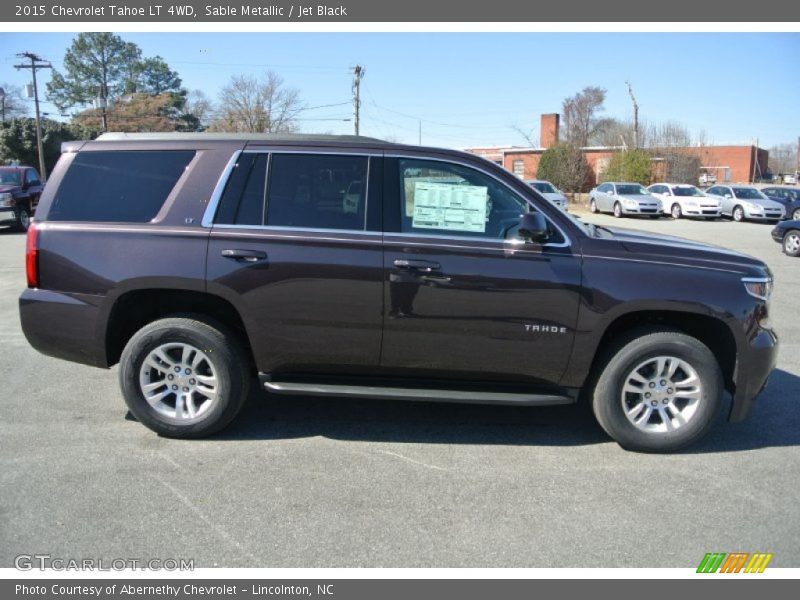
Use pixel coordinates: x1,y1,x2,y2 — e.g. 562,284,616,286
581,310,737,398
104,288,254,370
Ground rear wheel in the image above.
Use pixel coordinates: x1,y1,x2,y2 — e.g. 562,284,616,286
592,329,723,452
119,316,250,438
783,230,800,257
671,203,682,219
613,202,623,218
732,205,745,222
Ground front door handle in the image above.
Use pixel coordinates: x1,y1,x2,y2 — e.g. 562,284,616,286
221,249,267,263
393,259,441,272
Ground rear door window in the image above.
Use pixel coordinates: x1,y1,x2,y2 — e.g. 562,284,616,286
266,154,368,231
48,150,194,222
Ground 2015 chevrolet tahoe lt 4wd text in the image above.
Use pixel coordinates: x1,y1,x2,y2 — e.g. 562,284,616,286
19,133,779,452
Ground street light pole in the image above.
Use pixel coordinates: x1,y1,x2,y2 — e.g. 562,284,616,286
14,52,52,181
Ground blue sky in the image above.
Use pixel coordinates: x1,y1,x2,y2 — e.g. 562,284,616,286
1,32,798,149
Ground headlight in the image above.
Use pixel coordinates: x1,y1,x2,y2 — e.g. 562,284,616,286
0,193,12,208
743,277,772,302
686,201,698,207
623,198,637,207
746,202,762,212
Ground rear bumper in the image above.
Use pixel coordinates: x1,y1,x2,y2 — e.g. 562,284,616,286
729,326,779,422
19,288,108,368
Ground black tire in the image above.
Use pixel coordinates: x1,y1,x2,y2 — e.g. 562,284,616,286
14,205,31,232
783,229,800,257
671,203,682,219
591,329,724,453
792,207,800,221
613,202,623,218
732,205,745,222
589,198,598,213
119,316,250,438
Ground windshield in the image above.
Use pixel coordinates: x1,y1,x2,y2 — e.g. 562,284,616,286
733,187,766,200
530,181,557,194
0,170,21,185
673,186,704,197
616,184,648,195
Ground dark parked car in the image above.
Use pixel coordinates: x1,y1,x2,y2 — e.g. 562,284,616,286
19,133,779,452
761,187,800,221
771,220,800,257
0,165,43,231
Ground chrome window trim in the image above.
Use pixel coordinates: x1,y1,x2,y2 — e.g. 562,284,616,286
385,153,572,249
201,150,242,228
210,223,382,236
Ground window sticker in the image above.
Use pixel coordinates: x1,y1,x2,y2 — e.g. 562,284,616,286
411,182,488,232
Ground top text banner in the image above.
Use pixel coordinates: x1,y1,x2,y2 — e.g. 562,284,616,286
4,0,800,22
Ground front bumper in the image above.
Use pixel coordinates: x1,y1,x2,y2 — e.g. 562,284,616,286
729,326,779,422
0,207,17,225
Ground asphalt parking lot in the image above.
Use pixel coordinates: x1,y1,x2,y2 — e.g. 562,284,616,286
1,214,798,569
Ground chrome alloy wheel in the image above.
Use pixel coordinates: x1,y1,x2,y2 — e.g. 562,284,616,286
784,232,800,254
138,343,218,421
621,356,702,433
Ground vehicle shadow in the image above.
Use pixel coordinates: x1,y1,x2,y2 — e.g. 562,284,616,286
202,369,800,452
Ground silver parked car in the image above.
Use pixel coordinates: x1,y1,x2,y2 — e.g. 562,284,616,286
525,179,568,211
589,182,662,218
704,185,785,223
647,183,721,219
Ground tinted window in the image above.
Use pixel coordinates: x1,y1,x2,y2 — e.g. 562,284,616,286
214,153,267,226
26,169,41,186
399,159,532,240
616,184,647,195
598,183,611,193
266,154,368,230
0,170,21,185
49,151,194,222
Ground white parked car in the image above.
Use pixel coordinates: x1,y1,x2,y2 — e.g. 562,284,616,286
525,180,568,211
589,182,663,218
647,183,721,219
704,185,786,223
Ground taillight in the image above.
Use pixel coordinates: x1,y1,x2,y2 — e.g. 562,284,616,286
25,223,38,288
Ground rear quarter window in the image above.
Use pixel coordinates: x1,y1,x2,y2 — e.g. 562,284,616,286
47,150,195,222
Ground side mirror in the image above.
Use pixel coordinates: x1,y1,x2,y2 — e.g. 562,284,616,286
518,212,549,243
724,194,732,199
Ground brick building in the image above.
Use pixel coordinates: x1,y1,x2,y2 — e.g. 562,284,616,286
466,114,769,189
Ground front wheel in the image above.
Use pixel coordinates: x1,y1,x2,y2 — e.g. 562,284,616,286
783,229,800,257
589,198,598,213
671,203,682,219
732,205,745,222
119,316,251,438
592,329,723,452
613,202,623,218
792,208,800,221
14,206,31,232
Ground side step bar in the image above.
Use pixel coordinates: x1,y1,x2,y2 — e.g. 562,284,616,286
262,379,574,406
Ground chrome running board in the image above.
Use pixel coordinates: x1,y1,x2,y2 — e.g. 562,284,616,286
262,379,573,406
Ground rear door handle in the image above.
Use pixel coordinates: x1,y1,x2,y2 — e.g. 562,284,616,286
393,259,441,272
221,249,267,263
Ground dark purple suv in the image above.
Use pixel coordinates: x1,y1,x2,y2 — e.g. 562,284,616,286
18,133,779,452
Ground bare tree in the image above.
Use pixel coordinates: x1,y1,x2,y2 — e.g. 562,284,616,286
649,120,700,184
510,123,537,147
769,143,797,175
211,72,302,133
184,89,213,129
0,83,29,120
562,86,606,147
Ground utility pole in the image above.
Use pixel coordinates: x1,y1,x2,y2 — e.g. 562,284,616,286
351,65,364,136
625,81,639,149
15,52,52,181
418,120,422,145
